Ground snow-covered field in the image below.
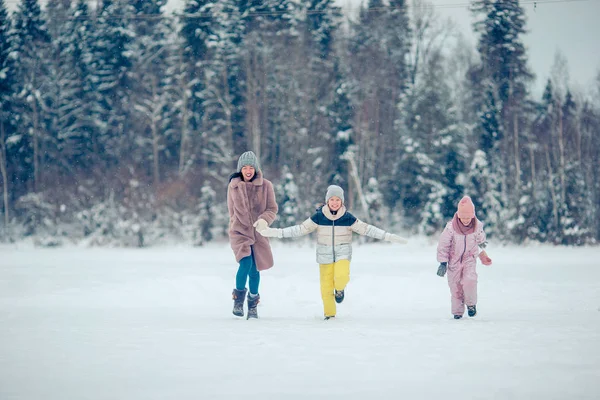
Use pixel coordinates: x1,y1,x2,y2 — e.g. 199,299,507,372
1,238,599,400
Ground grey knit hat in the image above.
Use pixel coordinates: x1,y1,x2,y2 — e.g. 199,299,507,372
237,151,260,172
325,185,344,204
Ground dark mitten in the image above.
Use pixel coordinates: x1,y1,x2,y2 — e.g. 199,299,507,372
437,262,447,277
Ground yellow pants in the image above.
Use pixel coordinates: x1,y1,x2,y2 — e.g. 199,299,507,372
319,259,350,317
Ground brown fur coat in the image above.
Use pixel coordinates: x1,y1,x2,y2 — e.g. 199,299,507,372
227,172,278,270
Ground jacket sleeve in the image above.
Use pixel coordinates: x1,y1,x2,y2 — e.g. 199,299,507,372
227,185,234,219
258,181,278,225
350,219,386,240
281,218,318,238
437,223,453,263
475,221,488,250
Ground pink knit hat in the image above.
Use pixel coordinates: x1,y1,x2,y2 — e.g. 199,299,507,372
457,196,475,219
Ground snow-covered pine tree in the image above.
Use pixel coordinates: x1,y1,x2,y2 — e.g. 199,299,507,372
298,0,344,200
527,79,560,242
10,0,51,194
395,42,467,232
249,0,302,170
76,191,132,247
347,0,411,202
466,78,507,239
305,0,340,63
327,61,354,191
44,0,97,197
418,181,447,236
13,191,59,244
560,162,593,245
0,0,15,232
260,0,302,171
471,0,532,107
364,177,385,230
91,0,136,186
558,92,594,245
197,184,216,245
130,0,176,190
579,87,600,241
161,30,190,181
393,82,432,226
465,150,506,240
470,0,534,238
274,165,300,228
201,0,246,178
178,1,212,176
510,82,544,242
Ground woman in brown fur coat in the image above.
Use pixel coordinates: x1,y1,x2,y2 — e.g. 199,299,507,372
227,151,278,319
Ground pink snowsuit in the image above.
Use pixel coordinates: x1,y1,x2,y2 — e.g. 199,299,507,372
436,215,487,316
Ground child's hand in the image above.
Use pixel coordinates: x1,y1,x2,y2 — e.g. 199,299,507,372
437,262,447,277
479,251,492,265
384,233,408,244
256,227,283,238
253,219,268,232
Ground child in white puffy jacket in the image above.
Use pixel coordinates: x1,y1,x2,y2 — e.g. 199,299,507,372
257,185,407,319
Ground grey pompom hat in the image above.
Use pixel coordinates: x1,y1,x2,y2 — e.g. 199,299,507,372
325,185,344,204
237,151,260,172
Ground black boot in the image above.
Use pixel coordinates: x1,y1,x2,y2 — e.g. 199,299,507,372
232,288,247,317
335,289,345,304
467,305,477,317
453,315,463,319
247,293,260,319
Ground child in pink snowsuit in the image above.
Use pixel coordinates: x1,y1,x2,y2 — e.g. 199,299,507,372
436,196,492,319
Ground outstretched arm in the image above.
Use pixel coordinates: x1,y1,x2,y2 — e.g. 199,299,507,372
475,222,492,265
256,218,318,239
475,221,488,249
350,220,407,243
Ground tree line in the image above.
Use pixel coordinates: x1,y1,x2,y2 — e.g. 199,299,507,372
0,0,598,246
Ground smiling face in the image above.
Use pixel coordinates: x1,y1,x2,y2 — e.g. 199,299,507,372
327,196,342,212
241,165,256,181
459,217,473,226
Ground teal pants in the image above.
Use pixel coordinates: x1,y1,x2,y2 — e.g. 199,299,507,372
235,251,260,295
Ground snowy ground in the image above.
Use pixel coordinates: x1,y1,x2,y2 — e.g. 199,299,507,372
1,238,599,400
